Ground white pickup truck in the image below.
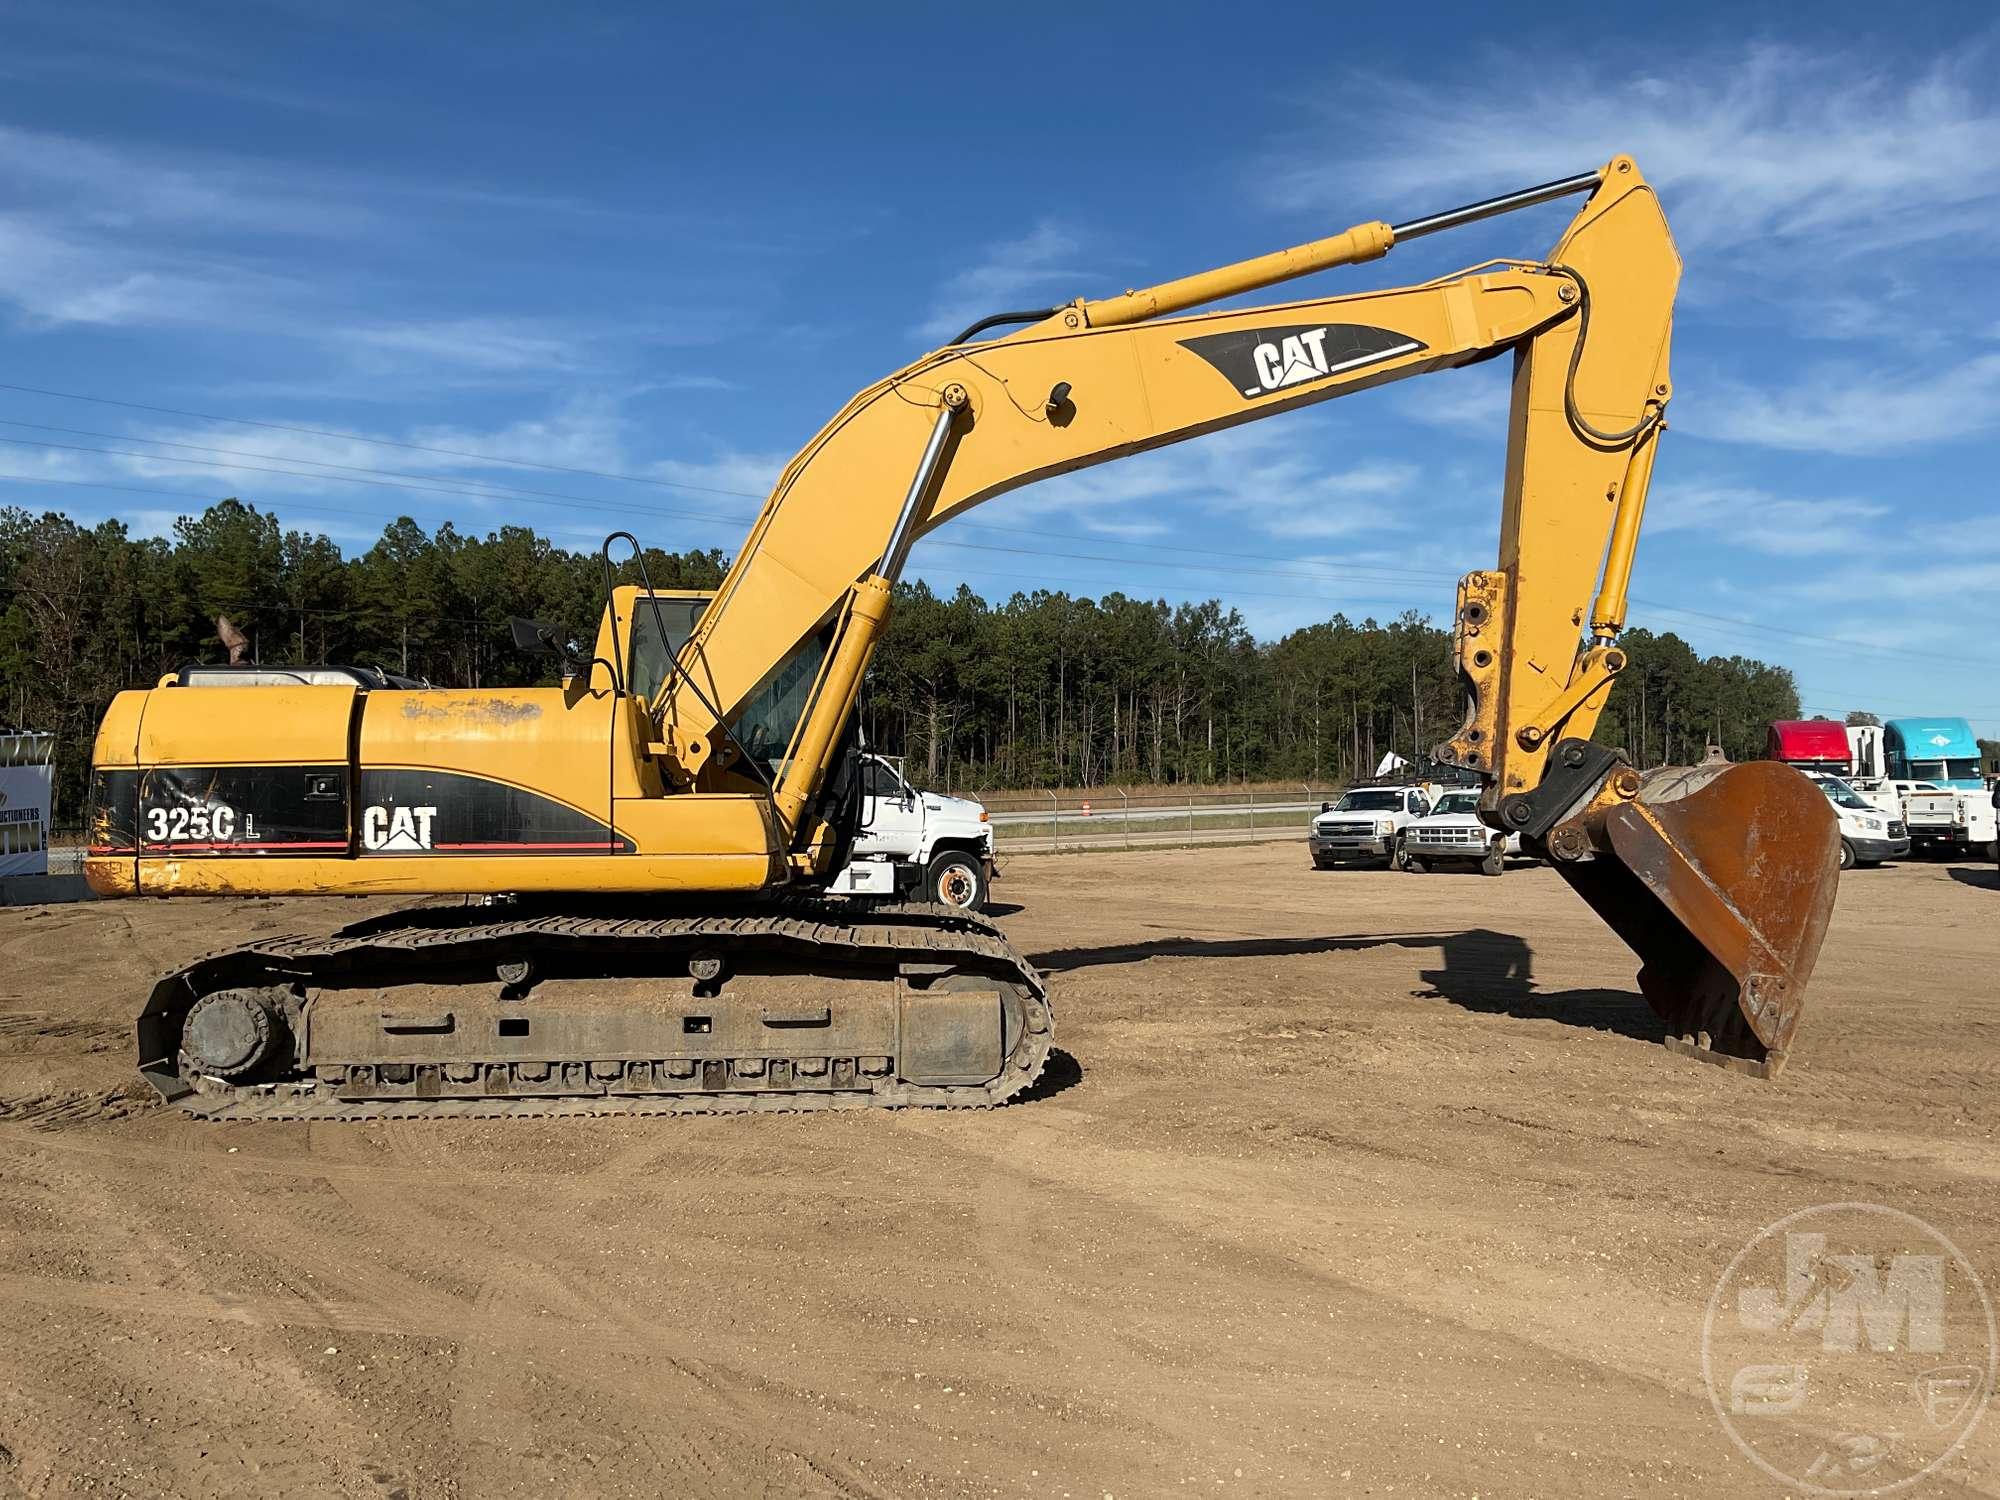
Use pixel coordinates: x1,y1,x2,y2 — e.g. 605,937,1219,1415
1307,785,1432,869
825,754,997,910
1888,779,1998,859
1398,788,1523,875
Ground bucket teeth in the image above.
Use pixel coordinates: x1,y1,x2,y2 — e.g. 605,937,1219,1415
1552,759,1840,1077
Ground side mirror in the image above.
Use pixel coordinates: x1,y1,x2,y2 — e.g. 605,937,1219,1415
509,616,584,677
511,616,563,653
1321,801,1333,813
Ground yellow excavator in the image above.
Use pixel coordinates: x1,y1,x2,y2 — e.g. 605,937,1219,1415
87,155,1839,1119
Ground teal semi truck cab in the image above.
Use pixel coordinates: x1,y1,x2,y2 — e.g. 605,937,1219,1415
1883,717,1985,791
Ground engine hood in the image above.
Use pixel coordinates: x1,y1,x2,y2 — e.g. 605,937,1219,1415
922,792,988,825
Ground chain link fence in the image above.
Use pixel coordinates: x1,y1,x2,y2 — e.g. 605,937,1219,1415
43,792,1345,871
980,785,1342,855
45,826,87,877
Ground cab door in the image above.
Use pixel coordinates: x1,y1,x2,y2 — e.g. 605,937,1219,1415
852,756,921,861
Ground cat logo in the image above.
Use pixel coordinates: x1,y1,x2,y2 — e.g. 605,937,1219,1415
1177,322,1427,400
362,804,439,851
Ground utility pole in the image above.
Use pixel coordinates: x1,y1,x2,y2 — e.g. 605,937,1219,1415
1411,659,1421,761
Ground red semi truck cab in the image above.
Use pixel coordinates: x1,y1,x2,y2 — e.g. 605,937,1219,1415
1767,719,1853,772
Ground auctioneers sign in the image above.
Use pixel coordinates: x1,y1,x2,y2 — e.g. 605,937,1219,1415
0,732,53,877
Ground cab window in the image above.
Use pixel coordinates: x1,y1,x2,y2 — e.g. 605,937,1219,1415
1334,790,1402,812
863,760,908,801
626,596,709,702
727,624,833,778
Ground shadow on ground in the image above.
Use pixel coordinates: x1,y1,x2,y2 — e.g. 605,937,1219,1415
1416,929,1667,1045
1015,1048,1083,1103
1947,867,1999,891
1032,928,1664,1047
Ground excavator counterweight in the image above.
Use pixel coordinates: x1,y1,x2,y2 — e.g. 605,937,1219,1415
85,155,1840,1116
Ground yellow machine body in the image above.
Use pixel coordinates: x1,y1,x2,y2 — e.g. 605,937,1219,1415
87,589,780,898
87,156,1840,1096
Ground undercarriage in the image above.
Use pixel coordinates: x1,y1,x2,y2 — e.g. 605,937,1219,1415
140,900,1051,1120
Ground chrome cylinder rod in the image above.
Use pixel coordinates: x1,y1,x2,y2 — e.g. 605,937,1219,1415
1391,170,1601,242
879,404,957,582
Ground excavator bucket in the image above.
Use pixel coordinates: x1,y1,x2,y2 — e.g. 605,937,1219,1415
1550,757,1841,1078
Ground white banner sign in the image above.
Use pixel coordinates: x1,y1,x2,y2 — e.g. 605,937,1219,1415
0,733,54,877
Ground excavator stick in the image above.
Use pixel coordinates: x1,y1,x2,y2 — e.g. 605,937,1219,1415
1544,755,1841,1077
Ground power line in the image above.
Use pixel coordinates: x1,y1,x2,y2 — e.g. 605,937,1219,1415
0,415,1469,587
1800,696,2000,723
0,379,1883,611
0,380,765,498
11,462,1997,711
0,474,1446,623
0,436,1468,592
1630,601,2000,673
0,436,1983,674
0,433,736,522
0,417,751,513
1,389,1991,675
0,471,675,552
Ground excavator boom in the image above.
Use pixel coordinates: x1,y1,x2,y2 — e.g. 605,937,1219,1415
87,155,1839,1115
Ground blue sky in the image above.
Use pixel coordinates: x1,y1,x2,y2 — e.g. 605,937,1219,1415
3,2,1998,729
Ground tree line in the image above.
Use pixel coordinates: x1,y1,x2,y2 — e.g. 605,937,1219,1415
0,500,1803,814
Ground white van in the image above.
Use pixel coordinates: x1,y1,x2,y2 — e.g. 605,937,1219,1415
1804,773,1909,869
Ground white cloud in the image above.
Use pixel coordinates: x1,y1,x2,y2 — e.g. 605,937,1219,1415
0,124,370,237
1648,482,1893,557
411,398,636,475
1785,554,2000,607
0,397,731,547
103,397,632,496
339,319,586,375
0,213,304,331
1395,359,1511,433
0,7,356,117
1259,44,2000,262
0,125,733,386
649,451,785,505
1682,353,2000,455
657,373,739,392
1248,46,2000,466
1072,516,1170,541
979,423,1424,545
914,222,1091,343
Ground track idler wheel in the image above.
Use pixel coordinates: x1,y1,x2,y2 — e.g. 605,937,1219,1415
1550,755,1840,1078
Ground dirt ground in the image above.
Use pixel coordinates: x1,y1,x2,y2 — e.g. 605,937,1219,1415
1,845,1997,1498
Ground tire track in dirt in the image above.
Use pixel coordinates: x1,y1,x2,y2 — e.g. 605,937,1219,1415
8,857,2000,1496
437,1139,895,1498
886,1107,1764,1492
0,1132,434,1496
298,1118,883,1497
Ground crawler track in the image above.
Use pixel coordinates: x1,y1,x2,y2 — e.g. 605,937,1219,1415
138,900,1051,1121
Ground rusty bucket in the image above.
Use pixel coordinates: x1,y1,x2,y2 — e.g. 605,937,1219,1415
1551,756,1841,1077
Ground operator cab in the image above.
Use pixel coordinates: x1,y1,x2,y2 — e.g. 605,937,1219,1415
600,588,711,702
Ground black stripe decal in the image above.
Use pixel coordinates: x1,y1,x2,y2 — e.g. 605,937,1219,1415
357,769,632,855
